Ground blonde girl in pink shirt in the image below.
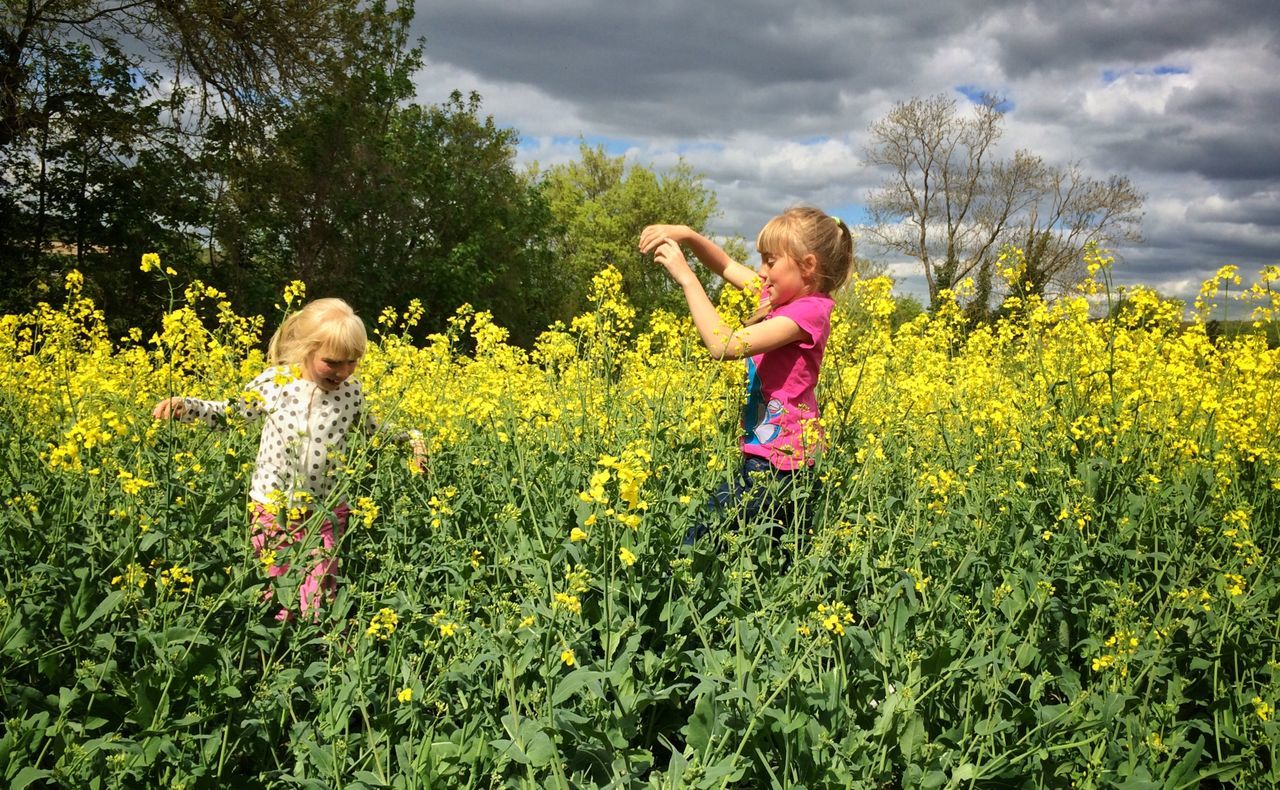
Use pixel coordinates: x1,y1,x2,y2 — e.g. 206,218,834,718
640,207,853,551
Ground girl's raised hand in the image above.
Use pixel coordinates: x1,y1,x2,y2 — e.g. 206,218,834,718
638,224,690,254
152,397,186,420
651,238,698,288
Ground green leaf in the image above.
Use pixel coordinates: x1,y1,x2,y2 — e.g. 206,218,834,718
139,530,165,552
352,771,387,786
488,738,528,765
900,713,924,761
682,693,720,755
77,590,125,634
974,718,1013,737
551,668,599,706
11,767,53,790
522,731,555,768
919,769,949,788
1163,736,1204,789
308,740,335,774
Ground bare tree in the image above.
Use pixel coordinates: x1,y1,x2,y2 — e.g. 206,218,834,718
1015,165,1144,296
864,93,1144,308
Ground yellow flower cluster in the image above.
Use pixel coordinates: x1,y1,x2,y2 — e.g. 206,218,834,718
352,497,380,528
111,563,147,590
430,610,460,638
552,593,581,615
1092,629,1142,676
1254,696,1274,722
551,565,591,616
367,607,399,640
158,564,194,595
816,601,856,637
906,568,931,594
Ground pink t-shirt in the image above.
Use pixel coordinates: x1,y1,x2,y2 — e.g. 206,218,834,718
740,293,834,470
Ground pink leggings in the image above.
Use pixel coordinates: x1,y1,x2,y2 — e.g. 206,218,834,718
251,502,349,622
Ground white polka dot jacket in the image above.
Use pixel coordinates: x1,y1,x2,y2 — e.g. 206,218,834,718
176,366,382,509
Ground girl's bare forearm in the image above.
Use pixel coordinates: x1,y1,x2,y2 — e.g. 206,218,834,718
683,233,757,290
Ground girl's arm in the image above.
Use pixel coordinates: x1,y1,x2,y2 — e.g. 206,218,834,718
652,239,807,360
152,396,230,427
358,390,428,470
152,372,274,427
639,224,759,291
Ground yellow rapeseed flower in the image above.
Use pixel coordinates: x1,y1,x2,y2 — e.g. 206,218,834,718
367,608,399,640
158,564,194,595
111,563,147,589
1253,696,1273,722
552,592,581,615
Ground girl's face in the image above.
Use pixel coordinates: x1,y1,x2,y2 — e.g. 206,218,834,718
757,248,816,308
305,348,360,392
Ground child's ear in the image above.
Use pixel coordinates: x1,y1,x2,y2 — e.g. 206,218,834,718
800,253,819,280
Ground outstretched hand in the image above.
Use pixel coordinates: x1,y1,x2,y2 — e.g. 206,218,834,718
152,397,186,420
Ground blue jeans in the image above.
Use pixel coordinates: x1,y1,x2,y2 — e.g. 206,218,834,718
682,455,813,546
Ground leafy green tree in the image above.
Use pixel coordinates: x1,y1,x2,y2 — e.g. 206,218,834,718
539,144,721,322
1,0,362,150
204,3,424,313
0,0,386,325
209,5,556,344
384,94,556,344
0,38,209,322
3,1,560,344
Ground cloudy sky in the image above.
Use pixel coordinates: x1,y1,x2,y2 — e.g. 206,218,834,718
408,0,1279,302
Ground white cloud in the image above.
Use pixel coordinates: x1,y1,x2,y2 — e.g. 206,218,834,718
407,0,1280,299
1082,70,1197,120
415,58,590,140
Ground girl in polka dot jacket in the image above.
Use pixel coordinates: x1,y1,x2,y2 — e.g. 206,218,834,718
153,298,420,622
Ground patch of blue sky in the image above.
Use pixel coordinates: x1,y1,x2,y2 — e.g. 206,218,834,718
828,203,872,227
955,85,1014,112
1102,64,1191,83
512,133,627,156
669,140,725,156
126,65,150,89
517,134,637,156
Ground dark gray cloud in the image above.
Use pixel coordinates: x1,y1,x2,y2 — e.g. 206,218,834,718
410,0,1280,300
992,0,1280,75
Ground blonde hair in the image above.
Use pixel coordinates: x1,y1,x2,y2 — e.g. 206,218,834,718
267,298,367,366
745,206,854,324
755,206,854,295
